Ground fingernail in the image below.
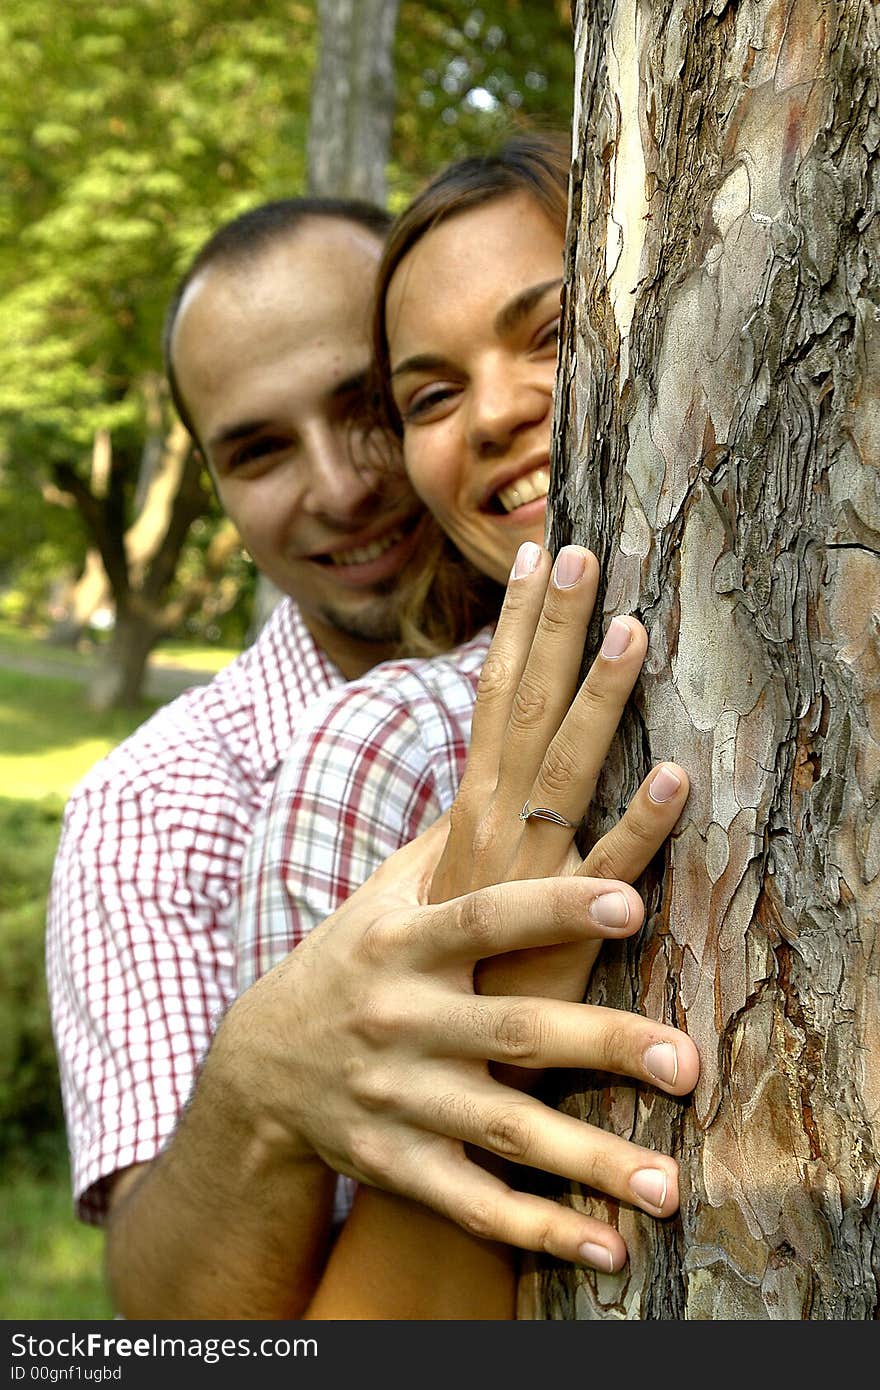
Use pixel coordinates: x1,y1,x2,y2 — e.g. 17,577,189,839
644,1042,679,1087
589,890,630,928
648,764,682,803
552,545,586,589
578,1241,614,1273
511,541,542,579
629,1168,668,1211
600,616,633,659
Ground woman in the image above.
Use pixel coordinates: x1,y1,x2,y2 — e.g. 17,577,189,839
236,134,697,1316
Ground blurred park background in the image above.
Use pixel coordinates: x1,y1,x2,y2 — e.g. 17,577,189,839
0,0,573,1318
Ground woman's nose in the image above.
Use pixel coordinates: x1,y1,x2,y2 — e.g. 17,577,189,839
466,365,549,457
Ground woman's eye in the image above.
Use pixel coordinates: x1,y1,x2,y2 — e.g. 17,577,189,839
533,318,561,352
400,385,457,423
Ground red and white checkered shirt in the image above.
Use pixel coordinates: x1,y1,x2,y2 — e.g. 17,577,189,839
46,598,345,1224
234,627,493,994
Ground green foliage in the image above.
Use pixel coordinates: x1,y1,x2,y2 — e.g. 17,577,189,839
1,1139,113,1318
0,0,573,646
0,796,67,1157
392,0,574,200
0,0,318,619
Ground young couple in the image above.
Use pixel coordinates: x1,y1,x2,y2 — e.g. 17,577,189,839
49,132,698,1319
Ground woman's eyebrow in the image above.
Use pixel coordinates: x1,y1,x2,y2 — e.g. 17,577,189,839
390,279,563,381
390,352,454,381
494,278,563,335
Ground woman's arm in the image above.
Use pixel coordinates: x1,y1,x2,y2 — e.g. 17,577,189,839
304,1187,514,1320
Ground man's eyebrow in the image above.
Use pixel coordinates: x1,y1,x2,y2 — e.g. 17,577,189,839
331,368,369,398
209,370,370,448
209,418,272,449
494,278,563,336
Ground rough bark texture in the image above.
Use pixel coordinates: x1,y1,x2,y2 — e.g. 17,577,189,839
307,0,400,204
529,0,879,1319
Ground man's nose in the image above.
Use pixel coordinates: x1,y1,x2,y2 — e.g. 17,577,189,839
301,425,380,519
466,362,549,458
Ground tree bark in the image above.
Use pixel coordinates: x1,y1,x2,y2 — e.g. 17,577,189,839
530,0,879,1320
307,0,400,204
83,420,212,709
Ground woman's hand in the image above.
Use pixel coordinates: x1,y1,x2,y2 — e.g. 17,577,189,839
430,541,689,1004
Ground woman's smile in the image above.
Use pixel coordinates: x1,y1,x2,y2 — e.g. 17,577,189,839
386,191,564,585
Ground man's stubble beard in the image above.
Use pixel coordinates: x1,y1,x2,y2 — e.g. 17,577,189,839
316,574,405,647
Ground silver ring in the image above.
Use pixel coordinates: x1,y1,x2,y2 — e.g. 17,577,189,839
519,800,578,829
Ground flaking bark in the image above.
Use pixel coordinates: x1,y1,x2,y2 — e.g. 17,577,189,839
530,0,880,1320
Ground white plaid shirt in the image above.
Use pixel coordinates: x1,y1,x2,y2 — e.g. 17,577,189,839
234,628,493,992
46,598,345,1223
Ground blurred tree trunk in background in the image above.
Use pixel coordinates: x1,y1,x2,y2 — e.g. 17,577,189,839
309,0,400,203
529,0,879,1319
249,0,401,638
57,412,240,710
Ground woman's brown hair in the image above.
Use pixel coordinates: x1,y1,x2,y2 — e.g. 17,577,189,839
377,131,572,659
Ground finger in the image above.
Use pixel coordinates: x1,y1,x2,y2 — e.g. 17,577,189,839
579,762,690,884
521,614,648,834
492,546,600,799
399,875,645,969
461,543,554,787
413,1079,687,1221
416,996,699,1096
392,1139,630,1272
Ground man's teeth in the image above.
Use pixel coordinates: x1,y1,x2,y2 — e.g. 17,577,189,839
495,466,550,515
328,525,405,566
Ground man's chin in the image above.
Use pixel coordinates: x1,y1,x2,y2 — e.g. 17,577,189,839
315,593,403,648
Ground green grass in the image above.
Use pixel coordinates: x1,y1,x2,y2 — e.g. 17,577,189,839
1,1141,113,1320
0,616,237,678
0,665,161,1319
0,668,160,801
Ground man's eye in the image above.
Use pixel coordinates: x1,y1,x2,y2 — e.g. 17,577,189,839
229,437,289,469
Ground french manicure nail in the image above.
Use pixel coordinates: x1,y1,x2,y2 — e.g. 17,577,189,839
600,616,632,659
511,541,542,579
589,890,630,928
644,1042,679,1087
648,764,682,803
552,545,586,589
629,1168,668,1211
578,1241,614,1273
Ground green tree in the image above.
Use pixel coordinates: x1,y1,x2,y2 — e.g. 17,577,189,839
0,0,574,706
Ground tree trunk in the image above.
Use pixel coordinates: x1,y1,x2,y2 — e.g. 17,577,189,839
87,602,165,711
83,420,211,709
530,0,879,1320
307,0,400,204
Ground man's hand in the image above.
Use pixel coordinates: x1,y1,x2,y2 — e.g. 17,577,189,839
216,818,698,1275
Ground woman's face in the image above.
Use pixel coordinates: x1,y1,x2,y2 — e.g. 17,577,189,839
385,192,563,584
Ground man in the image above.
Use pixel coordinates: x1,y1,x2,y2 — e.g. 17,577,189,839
48,196,697,1320
46,194,430,1228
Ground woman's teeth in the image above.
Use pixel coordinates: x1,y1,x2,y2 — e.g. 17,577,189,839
328,525,406,566
495,466,550,514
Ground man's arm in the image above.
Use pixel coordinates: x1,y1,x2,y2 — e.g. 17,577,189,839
105,827,699,1318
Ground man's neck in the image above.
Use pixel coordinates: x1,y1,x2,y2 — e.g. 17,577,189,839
303,614,398,681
